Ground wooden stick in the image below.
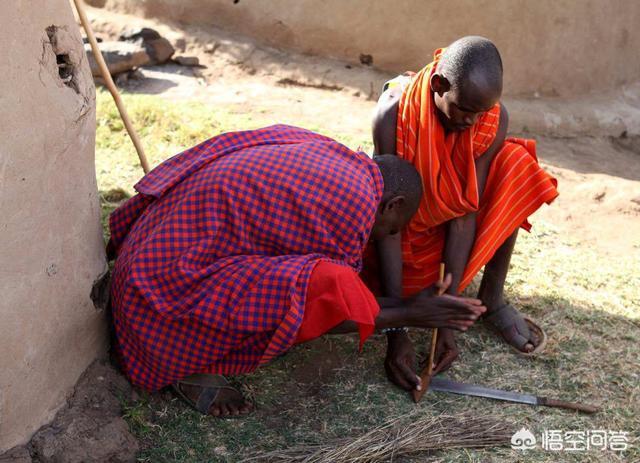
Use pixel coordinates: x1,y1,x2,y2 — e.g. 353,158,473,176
71,0,151,174
412,263,445,403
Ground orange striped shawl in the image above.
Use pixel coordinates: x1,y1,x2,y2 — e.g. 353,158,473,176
395,49,558,294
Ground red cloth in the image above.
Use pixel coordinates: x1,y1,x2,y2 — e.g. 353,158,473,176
295,261,380,348
108,125,383,391
393,49,558,295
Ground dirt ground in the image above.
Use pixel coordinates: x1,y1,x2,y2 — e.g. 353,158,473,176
85,6,640,261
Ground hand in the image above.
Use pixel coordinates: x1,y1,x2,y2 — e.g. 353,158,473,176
407,292,487,331
432,328,459,374
384,330,421,391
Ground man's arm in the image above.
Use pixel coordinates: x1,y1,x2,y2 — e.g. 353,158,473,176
376,233,403,297
372,87,401,155
433,104,509,373
442,104,509,295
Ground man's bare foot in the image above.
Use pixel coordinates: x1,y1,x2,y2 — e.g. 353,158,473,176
483,303,543,353
173,374,254,417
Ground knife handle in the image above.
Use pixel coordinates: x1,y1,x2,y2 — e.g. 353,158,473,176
539,397,600,414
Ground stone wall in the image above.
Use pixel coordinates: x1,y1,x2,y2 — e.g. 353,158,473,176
97,0,639,98
0,0,106,451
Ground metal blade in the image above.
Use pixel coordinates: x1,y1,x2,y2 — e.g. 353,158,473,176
430,377,538,406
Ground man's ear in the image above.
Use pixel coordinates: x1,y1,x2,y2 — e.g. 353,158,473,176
383,195,406,214
430,73,451,96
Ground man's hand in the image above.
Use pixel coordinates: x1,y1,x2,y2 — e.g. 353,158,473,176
384,330,421,391
432,328,459,374
407,291,486,331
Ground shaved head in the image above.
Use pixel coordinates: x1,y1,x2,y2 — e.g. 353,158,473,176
430,36,503,132
374,154,422,218
437,36,503,97
370,154,423,239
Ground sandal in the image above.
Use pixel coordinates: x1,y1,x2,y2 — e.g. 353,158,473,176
172,373,248,415
484,303,547,356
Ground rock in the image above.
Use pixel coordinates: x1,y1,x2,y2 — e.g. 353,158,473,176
144,38,175,64
174,55,200,67
128,69,145,81
204,42,218,54
29,360,139,463
85,41,150,77
359,53,373,66
119,27,175,64
31,416,138,463
0,447,32,463
174,37,187,52
119,27,162,42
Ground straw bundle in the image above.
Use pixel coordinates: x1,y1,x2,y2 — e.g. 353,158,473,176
241,411,513,462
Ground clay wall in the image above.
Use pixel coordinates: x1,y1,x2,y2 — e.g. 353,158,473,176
98,0,639,97
0,0,106,451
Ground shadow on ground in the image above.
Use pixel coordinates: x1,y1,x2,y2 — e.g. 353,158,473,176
115,291,637,463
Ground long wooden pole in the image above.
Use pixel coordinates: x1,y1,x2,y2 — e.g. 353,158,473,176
71,0,150,174
412,263,445,403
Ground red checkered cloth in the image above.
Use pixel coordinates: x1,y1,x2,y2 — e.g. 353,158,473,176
108,125,383,391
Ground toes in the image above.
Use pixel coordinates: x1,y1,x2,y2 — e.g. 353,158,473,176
212,398,254,417
504,326,531,351
220,404,231,416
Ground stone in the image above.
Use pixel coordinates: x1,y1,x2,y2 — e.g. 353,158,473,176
174,55,200,66
359,53,373,66
85,41,150,77
29,361,139,463
31,416,138,463
119,27,162,43
204,42,218,54
119,27,175,64
174,37,187,52
144,37,175,64
0,447,32,463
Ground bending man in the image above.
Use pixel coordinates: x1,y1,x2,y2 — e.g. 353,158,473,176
108,124,486,416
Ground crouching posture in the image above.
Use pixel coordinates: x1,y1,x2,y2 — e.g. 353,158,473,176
369,36,559,391
108,125,485,416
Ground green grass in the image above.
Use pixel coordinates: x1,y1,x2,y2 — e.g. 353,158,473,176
97,90,639,462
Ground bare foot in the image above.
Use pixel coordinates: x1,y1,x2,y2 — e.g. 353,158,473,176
484,303,541,353
175,375,254,417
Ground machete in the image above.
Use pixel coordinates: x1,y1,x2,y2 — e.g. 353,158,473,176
429,377,599,414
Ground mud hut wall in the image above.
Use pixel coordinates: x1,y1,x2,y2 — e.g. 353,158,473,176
102,0,639,98
0,0,106,451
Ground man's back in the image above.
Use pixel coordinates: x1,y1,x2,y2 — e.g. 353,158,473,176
108,124,384,390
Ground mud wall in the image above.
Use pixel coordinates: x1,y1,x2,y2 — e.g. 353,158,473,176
0,0,106,451
98,0,639,98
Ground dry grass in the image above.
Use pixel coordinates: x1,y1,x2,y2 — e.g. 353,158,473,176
97,90,640,462
240,412,512,462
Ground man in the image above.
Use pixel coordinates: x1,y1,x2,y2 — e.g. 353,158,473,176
108,124,486,416
370,36,559,392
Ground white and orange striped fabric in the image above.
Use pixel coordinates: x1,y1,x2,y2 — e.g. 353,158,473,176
396,49,558,296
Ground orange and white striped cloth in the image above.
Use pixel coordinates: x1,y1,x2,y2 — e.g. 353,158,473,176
396,49,558,296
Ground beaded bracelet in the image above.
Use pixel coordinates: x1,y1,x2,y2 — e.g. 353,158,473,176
381,327,409,334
